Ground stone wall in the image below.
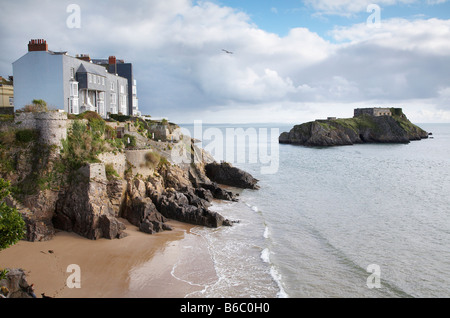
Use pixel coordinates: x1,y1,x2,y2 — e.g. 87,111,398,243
98,152,127,178
354,108,392,117
125,149,155,178
14,111,68,147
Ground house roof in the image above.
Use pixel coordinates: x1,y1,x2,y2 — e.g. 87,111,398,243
76,62,107,77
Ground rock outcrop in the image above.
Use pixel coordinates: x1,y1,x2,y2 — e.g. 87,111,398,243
279,114,428,147
53,163,128,240
205,162,260,190
0,268,35,298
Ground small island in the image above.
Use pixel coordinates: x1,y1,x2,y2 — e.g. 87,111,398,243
279,107,429,147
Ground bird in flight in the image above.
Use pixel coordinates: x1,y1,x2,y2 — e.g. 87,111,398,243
222,49,233,54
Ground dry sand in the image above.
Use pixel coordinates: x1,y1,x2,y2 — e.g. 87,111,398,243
0,219,218,298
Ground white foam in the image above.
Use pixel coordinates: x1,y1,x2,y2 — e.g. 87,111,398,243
263,226,270,239
261,248,270,263
261,247,289,298
270,266,289,298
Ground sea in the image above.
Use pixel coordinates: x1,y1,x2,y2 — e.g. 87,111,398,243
173,122,450,298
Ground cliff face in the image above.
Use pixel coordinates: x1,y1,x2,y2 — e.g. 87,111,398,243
279,114,428,147
0,114,258,242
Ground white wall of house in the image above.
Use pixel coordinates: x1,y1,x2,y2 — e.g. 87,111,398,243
13,46,131,117
13,51,64,109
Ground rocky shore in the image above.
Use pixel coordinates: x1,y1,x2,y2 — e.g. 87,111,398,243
0,113,259,243
279,112,428,147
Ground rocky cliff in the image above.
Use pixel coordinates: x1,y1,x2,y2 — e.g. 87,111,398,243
279,113,428,147
0,113,258,242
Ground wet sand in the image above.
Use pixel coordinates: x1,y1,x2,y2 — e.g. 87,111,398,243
0,218,218,298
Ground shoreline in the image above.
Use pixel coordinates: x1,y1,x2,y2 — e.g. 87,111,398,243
0,218,218,298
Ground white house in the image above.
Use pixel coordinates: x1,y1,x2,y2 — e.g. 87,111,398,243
13,39,138,117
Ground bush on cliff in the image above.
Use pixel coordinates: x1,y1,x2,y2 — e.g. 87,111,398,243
61,120,105,171
145,151,160,169
15,129,38,143
0,178,26,250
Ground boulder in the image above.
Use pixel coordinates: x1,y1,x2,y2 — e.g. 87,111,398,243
157,190,232,228
0,268,35,298
122,182,173,234
205,162,259,190
53,164,127,240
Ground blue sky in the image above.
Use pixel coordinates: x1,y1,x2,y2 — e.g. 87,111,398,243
215,0,450,39
1,0,450,123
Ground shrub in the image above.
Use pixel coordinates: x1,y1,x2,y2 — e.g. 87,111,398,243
0,178,26,250
110,114,131,122
145,151,160,169
62,121,99,170
105,163,119,180
123,134,136,148
0,131,16,146
18,99,48,113
15,129,38,143
158,156,170,168
78,111,103,122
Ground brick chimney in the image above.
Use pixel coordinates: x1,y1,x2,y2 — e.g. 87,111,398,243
28,39,48,52
109,56,117,74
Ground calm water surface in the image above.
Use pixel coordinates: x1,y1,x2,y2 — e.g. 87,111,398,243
178,123,450,298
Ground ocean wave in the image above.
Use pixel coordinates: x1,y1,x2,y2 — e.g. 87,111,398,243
263,225,270,239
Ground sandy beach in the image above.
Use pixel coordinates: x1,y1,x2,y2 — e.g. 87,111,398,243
0,219,218,298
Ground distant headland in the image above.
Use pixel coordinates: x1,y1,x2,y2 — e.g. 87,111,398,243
279,107,429,147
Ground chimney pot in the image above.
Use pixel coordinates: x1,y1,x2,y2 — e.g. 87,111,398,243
28,38,48,52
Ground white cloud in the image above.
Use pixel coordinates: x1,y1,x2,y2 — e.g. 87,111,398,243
1,0,450,123
306,0,420,15
331,18,450,55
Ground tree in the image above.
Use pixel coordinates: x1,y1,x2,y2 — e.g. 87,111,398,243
31,99,48,112
0,178,26,250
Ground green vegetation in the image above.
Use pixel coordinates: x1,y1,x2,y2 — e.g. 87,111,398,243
61,121,103,171
390,108,404,117
144,151,161,169
144,151,170,170
123,134,136,148
109,114,131,122
0,115,14,122
0,268,9,280
17,99,48,113
15,129,38,143
105,163,119,181
0,178,26,250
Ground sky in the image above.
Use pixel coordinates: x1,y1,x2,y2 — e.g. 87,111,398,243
1,0,450,124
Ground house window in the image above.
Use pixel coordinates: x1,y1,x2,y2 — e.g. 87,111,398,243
120,85,124,94
70,82,78,97
88,74,92,83
110,82,115,91
69,98,79,114
102,77,105,86
97,76,101,84
110,93,116,104
70,67,75,79
9,97,14,106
